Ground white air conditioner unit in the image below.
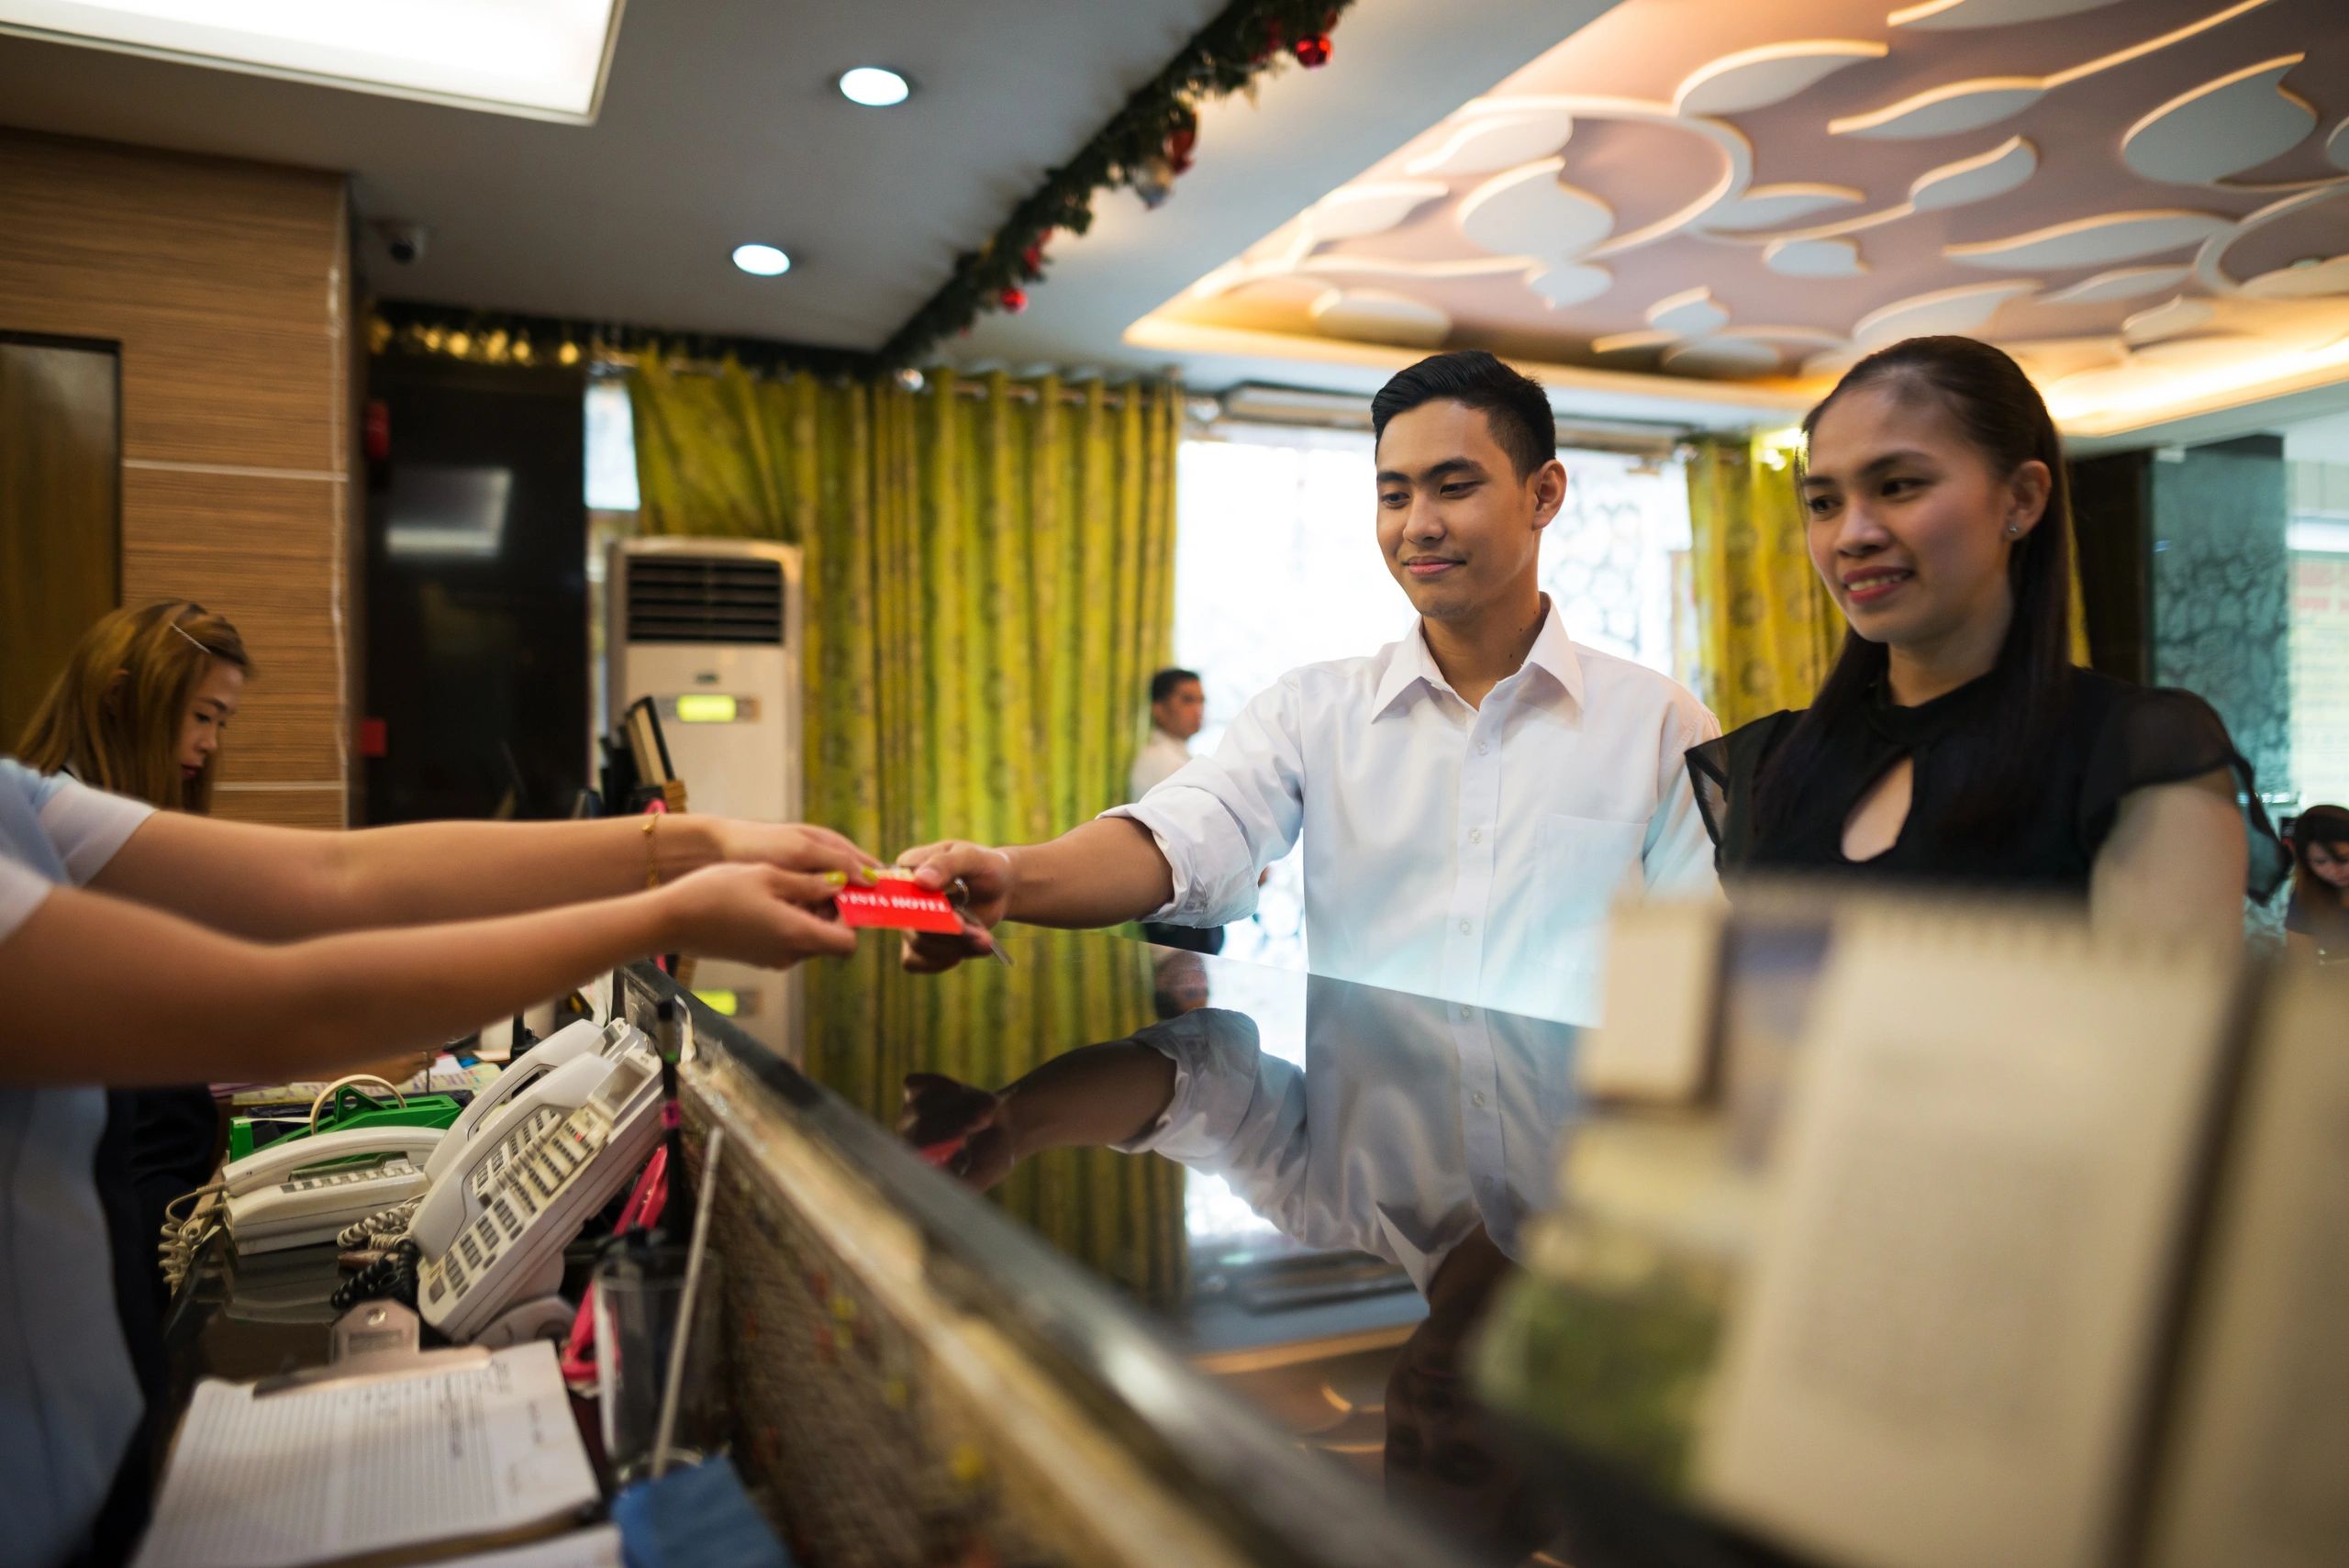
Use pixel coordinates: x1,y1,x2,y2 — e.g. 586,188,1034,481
609,537,806,1060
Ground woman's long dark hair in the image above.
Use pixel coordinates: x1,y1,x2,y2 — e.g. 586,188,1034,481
2289,805,2349,921
1753,336,2076,845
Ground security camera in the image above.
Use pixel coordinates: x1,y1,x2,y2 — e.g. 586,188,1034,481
374,220,429,265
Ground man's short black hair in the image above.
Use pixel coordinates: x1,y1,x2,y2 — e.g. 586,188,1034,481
1150,667,1201,704
1370,350,1556,480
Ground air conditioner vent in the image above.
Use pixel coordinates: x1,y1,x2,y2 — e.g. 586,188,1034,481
625,555,784,644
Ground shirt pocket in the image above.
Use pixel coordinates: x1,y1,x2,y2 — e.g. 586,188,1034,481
1533,812,1647,967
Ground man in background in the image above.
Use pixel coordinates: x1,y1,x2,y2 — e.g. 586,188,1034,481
1130,667,1205,799
1130,667,1222,955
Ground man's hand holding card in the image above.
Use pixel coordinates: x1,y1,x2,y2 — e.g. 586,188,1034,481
887,840,1017,973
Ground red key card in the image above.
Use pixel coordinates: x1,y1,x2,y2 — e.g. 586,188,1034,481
833,882,964,934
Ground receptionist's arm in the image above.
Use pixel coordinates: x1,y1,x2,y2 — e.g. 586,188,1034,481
91,808,880,941
0,862,854,1088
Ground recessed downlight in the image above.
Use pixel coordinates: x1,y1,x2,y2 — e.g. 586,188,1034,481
839,66,911,107
731,243,791,277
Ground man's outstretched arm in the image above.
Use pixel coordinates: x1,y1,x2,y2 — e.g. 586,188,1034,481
893,818,1174,973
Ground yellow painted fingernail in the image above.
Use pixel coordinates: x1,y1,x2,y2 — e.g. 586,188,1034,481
824,871,849,887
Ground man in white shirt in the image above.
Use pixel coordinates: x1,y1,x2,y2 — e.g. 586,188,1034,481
1130,668,1204,799
899,349,1720,1023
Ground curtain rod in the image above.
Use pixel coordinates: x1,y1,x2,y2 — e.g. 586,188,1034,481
595,350,1136,407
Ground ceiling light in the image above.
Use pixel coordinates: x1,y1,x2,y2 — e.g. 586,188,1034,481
0,1,625,122
839,66,910,107
731,244,791,277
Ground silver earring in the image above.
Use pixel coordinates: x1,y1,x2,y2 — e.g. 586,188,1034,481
2005,523,2021,537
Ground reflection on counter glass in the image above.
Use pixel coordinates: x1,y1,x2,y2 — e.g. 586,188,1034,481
792,899,2347,1568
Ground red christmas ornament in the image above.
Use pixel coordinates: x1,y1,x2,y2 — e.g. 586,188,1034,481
1166,123,1197,175
1020,238,1046,276
1293,31,1331,68
998,286,1029,314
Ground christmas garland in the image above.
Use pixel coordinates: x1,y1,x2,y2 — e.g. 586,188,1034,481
875,0,1356,366
374,0,1355,378
369,298,871,379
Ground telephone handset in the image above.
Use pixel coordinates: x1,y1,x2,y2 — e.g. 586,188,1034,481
222,1125,446,1253
419,1040,665,1344
407,1022,646,1256
423,1017,613,1185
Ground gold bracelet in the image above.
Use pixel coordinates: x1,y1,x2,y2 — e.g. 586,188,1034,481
641,813,662,888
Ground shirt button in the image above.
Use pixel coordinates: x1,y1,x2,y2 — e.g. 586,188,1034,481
1468,828,1483,844
1473,1092,1487,1108
1457,1005,1474,1020
1458,918,1473,935
1477,741,1489,755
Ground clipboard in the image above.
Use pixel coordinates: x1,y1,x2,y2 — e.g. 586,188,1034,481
136,1304,601,1568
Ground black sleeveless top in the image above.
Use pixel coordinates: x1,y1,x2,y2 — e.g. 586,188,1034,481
1686,668,2288,898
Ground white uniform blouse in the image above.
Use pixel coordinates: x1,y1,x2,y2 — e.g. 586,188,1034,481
0,758,156,1568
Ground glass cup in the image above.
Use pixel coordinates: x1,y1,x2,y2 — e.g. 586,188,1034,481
592,1241,728,1480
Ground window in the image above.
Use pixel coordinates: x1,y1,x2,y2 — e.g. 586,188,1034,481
2291,509,2349,813
1170,422,1695,973
583,378,640,773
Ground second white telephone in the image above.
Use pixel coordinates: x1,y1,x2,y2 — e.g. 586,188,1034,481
222,1126,445,1253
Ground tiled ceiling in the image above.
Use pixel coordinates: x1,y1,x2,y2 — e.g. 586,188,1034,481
1135,0,2349,437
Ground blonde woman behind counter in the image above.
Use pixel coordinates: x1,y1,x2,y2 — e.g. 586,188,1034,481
0,761,884,1568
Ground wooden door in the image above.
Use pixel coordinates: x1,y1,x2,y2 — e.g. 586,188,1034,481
0,333,119,751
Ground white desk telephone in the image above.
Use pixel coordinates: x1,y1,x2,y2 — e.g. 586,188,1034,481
222,1015,634,1256
222,1126,445,1253
418,1027,667,1344
405,1017,644,1252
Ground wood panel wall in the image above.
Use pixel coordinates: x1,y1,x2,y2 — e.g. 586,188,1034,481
0,128,353,827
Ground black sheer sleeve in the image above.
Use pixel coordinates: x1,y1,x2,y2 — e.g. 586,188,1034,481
1686,711,1798,872
2077,685,2289,900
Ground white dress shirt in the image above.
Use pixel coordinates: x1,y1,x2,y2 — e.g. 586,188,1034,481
1115,977,1576,1292
1128,726,1193,801
1104,599,1720,1024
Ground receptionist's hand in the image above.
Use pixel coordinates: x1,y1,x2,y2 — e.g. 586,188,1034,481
707,819,884,884
660,863,859,970
892,840,1014,973
897,1072,1016,1189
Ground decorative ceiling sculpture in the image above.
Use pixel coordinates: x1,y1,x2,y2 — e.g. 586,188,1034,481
1140,0,2349,433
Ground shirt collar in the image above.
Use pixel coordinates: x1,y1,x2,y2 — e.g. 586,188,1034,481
1523,595,1586,710
1371,595,1586,720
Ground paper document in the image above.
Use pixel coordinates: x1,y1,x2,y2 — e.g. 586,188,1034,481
132,1341,597,1568
436,1525,624,1568
2146,966,2349,1568
1694,911,2240,1568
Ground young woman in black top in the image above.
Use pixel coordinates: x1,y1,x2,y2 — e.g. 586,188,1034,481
1687,336,2285,940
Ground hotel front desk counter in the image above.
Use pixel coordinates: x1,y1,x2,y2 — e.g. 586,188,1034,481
158,938,1724,1568
157,918,2344,1568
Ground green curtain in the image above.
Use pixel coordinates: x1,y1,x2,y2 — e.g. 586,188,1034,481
630,361,1186,1306
1687,435,1842,733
